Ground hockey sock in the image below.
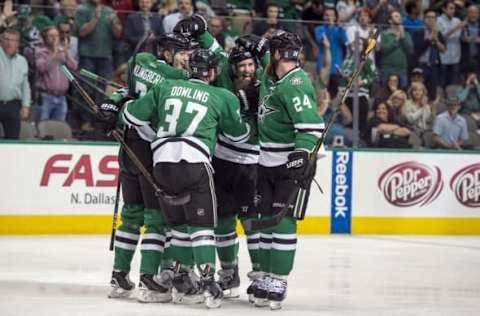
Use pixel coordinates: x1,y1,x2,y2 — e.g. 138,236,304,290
140,208,167,275
140,227,164,274
257,225,274,273
214,215,239,269
241,216,261,271
188,225,216,272
269,216,297,276
170,225,195,267
160,229,174,271
113,204,143,272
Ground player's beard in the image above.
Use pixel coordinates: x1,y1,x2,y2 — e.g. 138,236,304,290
265,56,278,78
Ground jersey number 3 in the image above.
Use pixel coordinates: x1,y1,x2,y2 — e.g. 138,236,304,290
158,98,208,136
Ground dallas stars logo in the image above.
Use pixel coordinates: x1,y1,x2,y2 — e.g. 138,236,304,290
258,94,277,123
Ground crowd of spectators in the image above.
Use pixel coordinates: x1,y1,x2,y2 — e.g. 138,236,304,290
0,0,479,149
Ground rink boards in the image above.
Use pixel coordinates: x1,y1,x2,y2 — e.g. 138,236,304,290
0,141,479,235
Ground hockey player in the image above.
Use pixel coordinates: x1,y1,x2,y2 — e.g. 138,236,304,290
118,48,251,308
174,15,268,298
100,32,197,303
252,30,324,310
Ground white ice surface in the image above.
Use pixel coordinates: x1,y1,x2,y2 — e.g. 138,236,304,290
0,235,479,316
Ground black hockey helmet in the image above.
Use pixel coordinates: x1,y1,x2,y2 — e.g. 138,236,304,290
229,45,256,66
157,32,199,52
189,48,219,78
269,30,303,61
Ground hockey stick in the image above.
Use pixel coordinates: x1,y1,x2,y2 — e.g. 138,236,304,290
107,31,154,250
79,69,124,89
62,65,191,207
242,30,380,232
71,70,110,97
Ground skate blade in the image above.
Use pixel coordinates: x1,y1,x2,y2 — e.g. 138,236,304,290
205,296,222,309
172,290,204,304
222,287,240,299
254,297,269,307
137,289,172,303
270,301,282,310
108,287,133,299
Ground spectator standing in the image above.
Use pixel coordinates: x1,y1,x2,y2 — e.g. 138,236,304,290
461,4,480,74
314,7,347,96
162,0,194,33
208,16,226,48
301,0,324,61
366,0,403,28
124,0,164,55
346,8,376,62
252,2,288,38
56,16,78,62
1,0,18,30
457,71,480,128
377,10,413,88
413,8,446,100
437,0,465,87
338,38,377,141
104,0,134,68
35,23,78,121
336,0,360,26
403,0,424,38
74,0,122,81
432,96,469,149
0,28,30,139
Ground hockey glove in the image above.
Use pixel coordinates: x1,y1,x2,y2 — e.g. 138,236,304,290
99,100,121,132
236,35,269,59
286,150,317,189
174,14,207,38
236,80,260,117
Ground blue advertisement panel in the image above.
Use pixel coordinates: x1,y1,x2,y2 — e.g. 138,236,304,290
330,150,353,233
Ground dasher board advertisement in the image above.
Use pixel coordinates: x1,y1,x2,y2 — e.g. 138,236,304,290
0,143,120,215
353,151,480,217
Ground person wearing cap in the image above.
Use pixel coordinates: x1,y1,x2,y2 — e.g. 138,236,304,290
0,28,30,139
34,17,78,121
432,96,469,149
410,67,424,83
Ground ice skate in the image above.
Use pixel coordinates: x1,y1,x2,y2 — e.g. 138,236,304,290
202,274,223,308
108,270,135,299
171,271,204,304
137,274,172,303
267,276,287,310
246,271,266,304
253,275,271,307
217,266,240,298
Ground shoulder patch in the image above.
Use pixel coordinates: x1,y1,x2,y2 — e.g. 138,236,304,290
289,77,303,86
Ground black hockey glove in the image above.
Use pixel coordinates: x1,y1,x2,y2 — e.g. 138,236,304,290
98,100,121,132
235,35,269,59
286,150,317,189
174,14,207,38
236,80,260,117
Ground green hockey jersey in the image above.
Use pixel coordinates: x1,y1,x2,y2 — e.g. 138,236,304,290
121,78,250,165
258,67,325,167
198,31,266,164
110,52,189,141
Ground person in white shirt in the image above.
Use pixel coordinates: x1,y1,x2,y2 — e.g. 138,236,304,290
162,0,194,33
